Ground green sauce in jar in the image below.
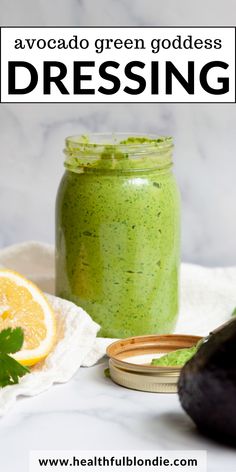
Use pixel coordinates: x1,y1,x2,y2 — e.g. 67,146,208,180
56,134,181,338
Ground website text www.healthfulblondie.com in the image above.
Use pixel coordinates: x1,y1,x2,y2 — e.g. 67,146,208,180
30,451,207,472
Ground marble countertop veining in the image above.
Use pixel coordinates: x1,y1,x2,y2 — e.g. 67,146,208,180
0,360,235,472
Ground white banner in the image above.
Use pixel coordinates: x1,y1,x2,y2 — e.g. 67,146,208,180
29,450,207,472
0,27,235,103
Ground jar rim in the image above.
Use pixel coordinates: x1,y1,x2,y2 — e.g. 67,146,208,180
65,133,173,154
64,133,173,172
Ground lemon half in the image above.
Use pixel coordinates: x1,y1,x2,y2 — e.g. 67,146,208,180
0,269,56,366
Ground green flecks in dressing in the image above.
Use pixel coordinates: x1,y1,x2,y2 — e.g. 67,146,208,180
151,344,199,367
56,135,180,338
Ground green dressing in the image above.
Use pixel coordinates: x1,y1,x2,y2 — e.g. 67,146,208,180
56,134,180,338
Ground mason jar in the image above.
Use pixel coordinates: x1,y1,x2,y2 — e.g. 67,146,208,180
56,134,181,338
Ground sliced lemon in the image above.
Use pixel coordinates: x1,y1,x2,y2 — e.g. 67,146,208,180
0,269,56,366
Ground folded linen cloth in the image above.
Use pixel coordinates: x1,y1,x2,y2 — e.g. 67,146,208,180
0,241,236,414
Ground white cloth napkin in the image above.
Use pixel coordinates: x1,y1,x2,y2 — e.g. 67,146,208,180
0,242,101,415
0,241,236,414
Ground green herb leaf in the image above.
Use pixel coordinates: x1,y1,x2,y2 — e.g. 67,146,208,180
0,354,29,387
0,327,30,388
0,327,24,354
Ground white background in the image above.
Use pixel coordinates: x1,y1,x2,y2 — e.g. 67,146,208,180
0,0,236,266
0,6,236,472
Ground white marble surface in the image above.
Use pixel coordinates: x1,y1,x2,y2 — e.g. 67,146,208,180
0,0,236,265
0,242,235,471
0,360,235,472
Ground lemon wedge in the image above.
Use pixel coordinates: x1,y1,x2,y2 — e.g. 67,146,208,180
0,269,56,366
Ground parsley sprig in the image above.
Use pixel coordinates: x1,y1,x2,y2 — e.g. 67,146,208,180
0,328,30,388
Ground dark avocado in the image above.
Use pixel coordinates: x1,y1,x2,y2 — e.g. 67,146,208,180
178,319,236,444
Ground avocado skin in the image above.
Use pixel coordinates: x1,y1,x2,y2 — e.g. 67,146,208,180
178,319,236,444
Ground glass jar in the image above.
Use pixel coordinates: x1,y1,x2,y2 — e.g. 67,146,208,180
56,134,181,338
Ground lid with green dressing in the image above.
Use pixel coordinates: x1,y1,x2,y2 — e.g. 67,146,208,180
106,334,202,394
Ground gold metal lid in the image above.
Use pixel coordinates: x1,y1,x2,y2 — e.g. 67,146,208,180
106,334,201,393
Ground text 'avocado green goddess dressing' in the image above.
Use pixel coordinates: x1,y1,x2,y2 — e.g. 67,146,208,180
56,134,181,338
